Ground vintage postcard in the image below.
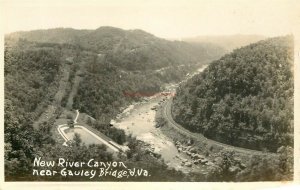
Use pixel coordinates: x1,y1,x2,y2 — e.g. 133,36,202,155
1,0,300,189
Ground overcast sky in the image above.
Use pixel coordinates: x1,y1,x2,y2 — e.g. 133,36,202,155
1,0,299,39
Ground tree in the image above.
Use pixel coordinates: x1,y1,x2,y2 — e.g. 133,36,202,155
156,117,167,128
73,133,82,146
68,119,74,128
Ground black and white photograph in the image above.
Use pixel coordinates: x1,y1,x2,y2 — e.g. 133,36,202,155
1,0,299,188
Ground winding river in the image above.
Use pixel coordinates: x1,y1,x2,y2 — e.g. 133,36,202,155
112,66,208,172
112,93,193,172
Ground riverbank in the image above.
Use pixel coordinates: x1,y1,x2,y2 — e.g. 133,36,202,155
111,93,208,173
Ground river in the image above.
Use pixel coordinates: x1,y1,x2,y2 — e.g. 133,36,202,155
112,66,208,172
112,94,187,170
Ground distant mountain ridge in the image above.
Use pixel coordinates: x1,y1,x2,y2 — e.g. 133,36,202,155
6,27,226,71
183,34,266,52
5,26,156,43
6,27,91,44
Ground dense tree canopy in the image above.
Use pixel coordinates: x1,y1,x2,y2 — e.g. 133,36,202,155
4,28,225,181
6,27,288,181
7,27,225,71
4,40,63,179
172,36,294,152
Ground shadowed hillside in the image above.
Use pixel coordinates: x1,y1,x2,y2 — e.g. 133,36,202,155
172,36,293,153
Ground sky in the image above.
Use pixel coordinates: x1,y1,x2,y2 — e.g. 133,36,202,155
1,0,300,39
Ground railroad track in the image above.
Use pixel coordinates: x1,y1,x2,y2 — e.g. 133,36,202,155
163,98,277,156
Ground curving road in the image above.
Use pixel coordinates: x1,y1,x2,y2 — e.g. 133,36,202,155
57,110,120,152
163,98,277,156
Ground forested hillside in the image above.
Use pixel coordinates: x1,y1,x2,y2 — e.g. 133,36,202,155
6,28,90,44
5,40,60,119
172,36,293,152
7,27,225,70
5,27,225,132
4,27,225,181
4,40,64,178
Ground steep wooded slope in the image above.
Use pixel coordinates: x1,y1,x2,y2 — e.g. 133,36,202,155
172,36,293,152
